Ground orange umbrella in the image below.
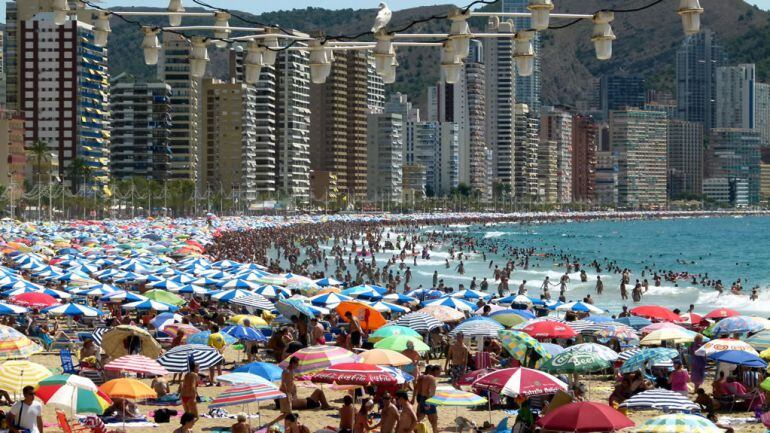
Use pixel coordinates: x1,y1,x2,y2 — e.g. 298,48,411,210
99,378,156,400
336,301,386,332
359,348,412,366
317,287,342,295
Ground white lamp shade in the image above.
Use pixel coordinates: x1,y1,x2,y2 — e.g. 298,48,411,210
191,58,207,78
681,12,700,35
54,10,67,26
442,63,463,84
141,28,161,65
449,17,471,60
591,11,616,60
95,12,111,32
94,30,109,47
310,63,332,84
245,42,263,66
382,65,397,84
528,0,554,31
144,47,160,65
244,64,262,84
593,38,612,60
213,12,230,47
167,0,184,26
515,56,534,77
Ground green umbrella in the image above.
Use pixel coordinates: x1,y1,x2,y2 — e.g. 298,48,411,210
369,325,422,343
498,330,552,364
540,350,611,374
760,377,770,392
373,335,430,353
143,289,185,306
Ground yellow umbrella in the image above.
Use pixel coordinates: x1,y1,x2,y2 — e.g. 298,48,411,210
100,325,162,359
0,325,43,360
359,349,413,366
0,360,53,395
229,315,268,326
99,378,157,400
640,329,695,346
420,305,465,323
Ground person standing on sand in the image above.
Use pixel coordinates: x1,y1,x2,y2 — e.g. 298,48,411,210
380,392,400,433
339,395,354,433
446,334,469,387
395,391,417,433
414,366,438,433
180,362,199,416
266,356,298,428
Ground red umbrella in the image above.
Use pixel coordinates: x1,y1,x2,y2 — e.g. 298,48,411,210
536,402,634,432
704,308,739,319
679,312,704,325
472,367,567,397
311,362,397,386
458,368,496,386
520,320,577,340
11,292,59,308
630,306,681,322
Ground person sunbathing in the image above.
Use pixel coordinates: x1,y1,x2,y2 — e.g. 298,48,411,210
722,376,752,399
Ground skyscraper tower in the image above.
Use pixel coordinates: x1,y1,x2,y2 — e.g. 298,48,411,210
676,29,727,133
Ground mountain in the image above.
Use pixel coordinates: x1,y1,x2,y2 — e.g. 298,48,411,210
106,0,769,110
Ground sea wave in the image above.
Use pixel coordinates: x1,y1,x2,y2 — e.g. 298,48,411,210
484,231,507,239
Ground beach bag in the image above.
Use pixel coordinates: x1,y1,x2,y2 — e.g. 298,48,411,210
416,420,433,433
153,408,178,423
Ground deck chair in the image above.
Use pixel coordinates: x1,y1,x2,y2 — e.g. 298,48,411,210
56,410,91,433
60,349,79,374
50,331,77,351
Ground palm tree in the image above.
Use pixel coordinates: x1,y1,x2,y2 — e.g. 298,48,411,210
69,157,90,194
27,140,50,185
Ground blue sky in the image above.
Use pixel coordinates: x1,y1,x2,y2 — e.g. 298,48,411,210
1,0,768,23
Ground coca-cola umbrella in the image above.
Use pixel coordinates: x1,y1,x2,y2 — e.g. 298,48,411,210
311,362,398,386
472,367,567,398
631,306,682,323
536,402,635,432
520,320,577,340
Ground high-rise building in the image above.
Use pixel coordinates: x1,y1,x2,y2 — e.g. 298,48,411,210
367,60,385,114
716,64,756,130
706,128,761,204
537,139,557,204
513,103,539,200
502,0,541,115
0,31,6,108
676,29,727,133
384,93,420,167
310,50,373,201
159,33,200,183
19,15,110,192
597,75,646,120
109,73,172,181
0,110,26,199
541,107,573,203
760,163,770,202
484,19,515,190
413,121,459,197
756,83,770,150
201,78,262,205
610,109,668,208
367,112,403,203
571,114,598,202
667,120,704,199
5,2,18,111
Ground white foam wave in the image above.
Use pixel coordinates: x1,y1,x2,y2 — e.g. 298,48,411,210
484,231,507,239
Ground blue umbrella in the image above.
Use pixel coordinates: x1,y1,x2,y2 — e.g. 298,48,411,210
187,331,237,345
211,289,253,302
343,285,386,300
712,316,764,336
708,350,768,368
176,284,212,295
122,299,178,312
314,277,343,287
616,315,652,330
222,325,267,342
276,299,315,318
490,308,536,320
99,290,148,303
540,342,566,357
382,293,419,304
254,285,291,300
310,292,352,307
421,296,476,311
42,303,103,317
620,348,679,373
233,362,283,381
152,312,182,330
495,294,545,306
406,288,444,301
0,302,28,315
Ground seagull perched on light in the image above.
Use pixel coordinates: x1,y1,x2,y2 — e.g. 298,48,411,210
371,2,392,33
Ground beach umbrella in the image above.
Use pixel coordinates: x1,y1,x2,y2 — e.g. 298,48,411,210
146,279,184,291
640,329,695,346
99,290,148,303
36,374,112,415
314,277,343,287
209,383,286,408
151,312,184,331
104,355,170,376
426,387,487,406
695,338,758,357
42,303,103,317
704,308,739,319
0,325,43,360
158,344,225,372
373,336,430,353
536,402,634,432
394,312,443,332
498,330,552,362
229,315,269,327
254,285,291,300
275,298,315,319
161,323,201,339
458,368,497,386
450,319,504,338
594,325,639,342
233,362,283,381
540,342,566,357
747,330,770,351
640,323,690,334
711,316,764,336
10,292,59,308
216,373,275,386
122,299,177,312
211,288,253,303
620,348,679,373
678,312,704,325
382,293,419,305
631,306,682,322
620,388,700,412
488,309,529,327
566,320,605,335
343,284,386,300
368,325,422,343
635,414,721,433
69,284,119,297
495,294,539,306
100,325,163,359
359,349,412,366
219,279,261,290
0,302,27,315
708,350,767,368
187,331,238,346
556,301,605,315
278,345,359,375
312,362,399,386
615,315,652,330
336,301,387,331
540,350,611,374
230,294,275,312
368,301,410,314
563,343,619,361
520,319,577,340
0,360,53,394
422,296,477,312
100,378,157,400
222,325,267,342
406,288,444,301
420,305,466,322
173,284,212,295
142,289,185,306
451,289,491,301
472,367,567,397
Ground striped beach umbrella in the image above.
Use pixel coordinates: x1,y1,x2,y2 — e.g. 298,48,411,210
174,284,212,295
620,388,700,412
426,387,487,406
451,289,491,301
211,288,253,302
254,285,291,300
162,323,201,338
216,373,275,386
310,292,353,308
90,327,109,346
394,312,443,332
158,344,225,372
218,279,261,290
314,277,343,287
230,294,275,311
594,325,639,342
368,301,410,314
36,374,112,415
711,316,764,336
209,383,286,408
342,284,386,300
563,343,619,361
620,348,679,373
278,345,359,375
104,355,169,376
122,299,177,312
422,297,477,312
0,360,52,394
635,414,722,433
566,320,605,335
640,329,695,346
0,302,28,315
450,319,504,338
615,315,652,330
42,303,103,317
69,284,119,297
369,325,422,343
0,325,43,360
473,367,567,397
99,290,148,303
556,301,605,315
747,330,770,351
